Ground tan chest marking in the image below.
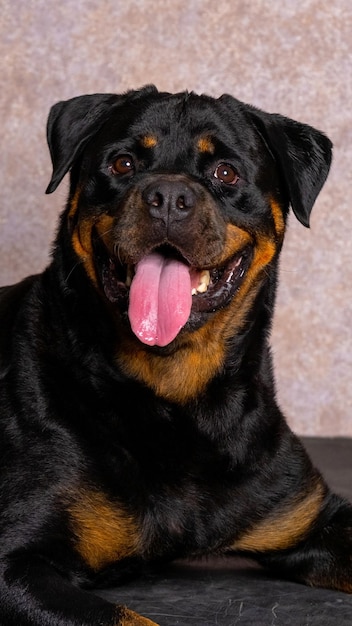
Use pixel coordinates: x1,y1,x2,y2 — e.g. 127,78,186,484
68,489,140,571
117,319,229,404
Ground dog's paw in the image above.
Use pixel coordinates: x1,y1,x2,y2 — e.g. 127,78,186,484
118,606,159,626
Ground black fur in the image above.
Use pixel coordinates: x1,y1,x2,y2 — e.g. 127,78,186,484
1,86,351,626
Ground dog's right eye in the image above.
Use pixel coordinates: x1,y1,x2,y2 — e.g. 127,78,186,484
214,163,239,185
110,155,135,176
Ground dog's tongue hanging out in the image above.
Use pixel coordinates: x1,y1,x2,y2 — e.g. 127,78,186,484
128,252,192,347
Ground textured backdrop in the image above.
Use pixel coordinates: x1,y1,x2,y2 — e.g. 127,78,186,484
1,0,351,436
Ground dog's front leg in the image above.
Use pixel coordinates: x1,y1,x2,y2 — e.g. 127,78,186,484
257,493,352,593
0,553,158,626
225,435,352,594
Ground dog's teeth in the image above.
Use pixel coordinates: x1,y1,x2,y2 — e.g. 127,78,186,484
126,265,133,287
193,269,210,294
197,270,210,293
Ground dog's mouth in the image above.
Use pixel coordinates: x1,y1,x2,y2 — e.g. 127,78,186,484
96,239,252,347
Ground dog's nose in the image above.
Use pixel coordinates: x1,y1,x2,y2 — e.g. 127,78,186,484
142,179,196,221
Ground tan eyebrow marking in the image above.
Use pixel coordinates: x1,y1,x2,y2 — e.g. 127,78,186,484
197,136,215,154
140,135,158,148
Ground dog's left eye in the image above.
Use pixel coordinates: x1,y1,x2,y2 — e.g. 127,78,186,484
111,155,135,176
214,163,239,185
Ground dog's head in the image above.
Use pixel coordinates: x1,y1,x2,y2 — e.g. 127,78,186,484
46,85,332,401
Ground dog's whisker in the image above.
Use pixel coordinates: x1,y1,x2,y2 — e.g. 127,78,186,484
97,227,114,239
113,242,123,265
64,260,84,283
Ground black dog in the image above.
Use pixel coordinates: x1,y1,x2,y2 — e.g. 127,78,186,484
1,85,351,626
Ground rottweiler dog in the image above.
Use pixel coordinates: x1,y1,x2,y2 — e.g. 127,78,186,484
1,85,351,626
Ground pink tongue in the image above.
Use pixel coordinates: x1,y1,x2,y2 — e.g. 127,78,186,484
128,252,192,347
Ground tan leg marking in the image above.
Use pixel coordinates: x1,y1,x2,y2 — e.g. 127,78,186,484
117,607,159,626
230,481,325,553
68,489,140,571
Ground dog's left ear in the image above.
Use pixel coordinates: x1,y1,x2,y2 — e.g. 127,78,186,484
45,93,123,194
247,107,333,227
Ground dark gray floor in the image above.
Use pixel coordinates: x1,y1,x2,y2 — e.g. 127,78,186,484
96,438,352,625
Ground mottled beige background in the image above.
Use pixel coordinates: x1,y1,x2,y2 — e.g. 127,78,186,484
1,1,352,436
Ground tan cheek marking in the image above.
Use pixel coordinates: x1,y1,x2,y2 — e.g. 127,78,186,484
249,236,276,273
218,223,252,260
68,189,97,284
94,214,115,249
140,135,158,149
219,222,276,273
71,220,98,285
68,490,140,571
230,481,325,553
197,136,215,154
219,223,277,318
68,189,115,287
270,197,285,238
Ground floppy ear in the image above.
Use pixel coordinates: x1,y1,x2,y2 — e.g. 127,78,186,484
247,107,333,227
45,93,122,194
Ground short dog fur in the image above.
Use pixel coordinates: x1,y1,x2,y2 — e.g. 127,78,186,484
1,85,352,626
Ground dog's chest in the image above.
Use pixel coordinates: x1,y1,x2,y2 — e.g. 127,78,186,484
68,469,235,573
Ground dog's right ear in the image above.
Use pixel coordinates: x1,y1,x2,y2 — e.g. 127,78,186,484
45,93,122,194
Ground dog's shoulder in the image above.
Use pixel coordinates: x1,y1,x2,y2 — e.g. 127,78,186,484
0,275,38,377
